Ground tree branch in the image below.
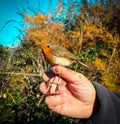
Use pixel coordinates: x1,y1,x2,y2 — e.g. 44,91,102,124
0,72,41,77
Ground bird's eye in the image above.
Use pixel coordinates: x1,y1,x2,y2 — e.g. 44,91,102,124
47,45,50,48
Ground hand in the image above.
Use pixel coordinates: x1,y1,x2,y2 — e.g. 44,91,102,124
40,65,97,118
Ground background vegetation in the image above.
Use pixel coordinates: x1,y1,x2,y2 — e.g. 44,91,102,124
0,0,120,123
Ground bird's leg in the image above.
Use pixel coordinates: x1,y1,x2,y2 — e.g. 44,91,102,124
55,76,60,92
46,75,60,92
45,71,54,89
55,72,61,92
46,78,51,88
45,71,61,92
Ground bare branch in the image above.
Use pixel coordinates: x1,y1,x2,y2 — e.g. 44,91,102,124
0,72,41,77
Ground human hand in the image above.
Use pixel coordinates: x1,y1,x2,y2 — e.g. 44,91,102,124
40,65,96,118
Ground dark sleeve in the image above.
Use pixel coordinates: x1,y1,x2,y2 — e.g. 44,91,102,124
73,82,120,124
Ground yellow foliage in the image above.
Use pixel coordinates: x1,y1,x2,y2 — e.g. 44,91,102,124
24,14,49,26
24,65,33,73
100,49,110,58
9,75,25,90
24,13,33,24
94,57,106,71
68,31,80,38
23,14,69,50
33,14,49,25
10,75,24,84
101,73,118,91
27,28,49,42
82,22,104,40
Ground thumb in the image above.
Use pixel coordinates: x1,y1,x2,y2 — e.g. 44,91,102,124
50,65,87,84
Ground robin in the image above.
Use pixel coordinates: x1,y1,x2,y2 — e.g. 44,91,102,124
38,42,92,91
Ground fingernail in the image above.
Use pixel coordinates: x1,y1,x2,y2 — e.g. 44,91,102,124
52,66,59,73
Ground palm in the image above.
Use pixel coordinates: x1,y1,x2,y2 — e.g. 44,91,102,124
46,77,95,118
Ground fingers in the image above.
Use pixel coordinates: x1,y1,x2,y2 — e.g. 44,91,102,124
40,71,67,95
50,65,87,84
42,71,67,86
45,93,67,107
44,93,68,114
40,82,66,95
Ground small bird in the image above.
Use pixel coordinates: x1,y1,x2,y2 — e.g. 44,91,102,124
39,42,92,91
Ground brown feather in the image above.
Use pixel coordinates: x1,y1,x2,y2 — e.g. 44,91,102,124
52,45,79,60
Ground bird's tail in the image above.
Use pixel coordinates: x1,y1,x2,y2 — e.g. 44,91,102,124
76,61,94,71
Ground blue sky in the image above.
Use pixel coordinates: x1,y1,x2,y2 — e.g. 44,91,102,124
0,0,60,47
0,0,81,48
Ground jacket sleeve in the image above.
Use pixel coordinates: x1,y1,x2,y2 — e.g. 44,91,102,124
73,82,120,124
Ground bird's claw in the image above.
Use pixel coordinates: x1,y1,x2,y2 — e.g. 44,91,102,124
55,83,59,92
46,76,60,92
46,78,51,88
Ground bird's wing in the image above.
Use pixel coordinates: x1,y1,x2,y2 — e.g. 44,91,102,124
51,45,94,71
51,45,79,60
